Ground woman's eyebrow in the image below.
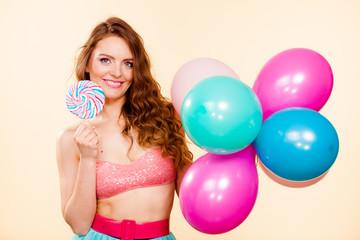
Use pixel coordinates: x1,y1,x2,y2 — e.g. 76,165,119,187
98,53,133,61
98,53,115,59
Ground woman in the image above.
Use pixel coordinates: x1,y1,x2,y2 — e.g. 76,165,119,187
56,17,193,240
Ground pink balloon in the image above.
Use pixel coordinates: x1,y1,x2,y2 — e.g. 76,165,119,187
171,58,239,114
253,48,333,120
179,146,258,234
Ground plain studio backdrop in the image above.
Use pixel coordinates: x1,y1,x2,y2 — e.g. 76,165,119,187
0,0,359,239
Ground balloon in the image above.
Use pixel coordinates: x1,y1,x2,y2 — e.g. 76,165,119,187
254,108,339,181
171,58,239,114
179,146,258,234
181,76,262,154
253,48,333,120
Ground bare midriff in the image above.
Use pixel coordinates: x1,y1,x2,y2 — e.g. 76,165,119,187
96,182,175,223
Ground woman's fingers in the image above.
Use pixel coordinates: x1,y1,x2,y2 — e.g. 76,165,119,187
88,136,99,146
74,123,92,138
74,123,97,143
73,123,99,160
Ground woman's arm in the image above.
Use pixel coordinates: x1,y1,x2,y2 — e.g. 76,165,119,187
173,111,193,196
175,164,191,196
56,123,98,235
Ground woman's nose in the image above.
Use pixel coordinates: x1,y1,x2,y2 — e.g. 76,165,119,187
110,64,122,78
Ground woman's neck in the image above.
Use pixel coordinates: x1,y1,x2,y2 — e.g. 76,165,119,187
98,97,126,122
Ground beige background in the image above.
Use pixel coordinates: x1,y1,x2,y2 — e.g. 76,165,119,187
0,0,359,239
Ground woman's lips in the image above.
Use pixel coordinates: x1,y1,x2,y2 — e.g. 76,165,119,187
103,79,124,88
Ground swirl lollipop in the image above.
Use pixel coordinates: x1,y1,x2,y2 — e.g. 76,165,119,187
66,80,105,119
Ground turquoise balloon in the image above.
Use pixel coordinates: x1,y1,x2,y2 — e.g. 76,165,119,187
254,108,339,181
181,76,263,154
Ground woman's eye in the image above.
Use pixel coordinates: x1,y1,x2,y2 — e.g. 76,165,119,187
100,58,112,64
123,61,133,68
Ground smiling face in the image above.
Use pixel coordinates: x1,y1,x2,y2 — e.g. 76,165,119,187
86,35,134,101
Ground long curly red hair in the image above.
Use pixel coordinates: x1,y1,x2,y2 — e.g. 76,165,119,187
75,17,192,169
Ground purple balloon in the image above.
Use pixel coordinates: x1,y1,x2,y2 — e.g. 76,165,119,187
179,146,258,234
253,48,333,120
171,58,239,114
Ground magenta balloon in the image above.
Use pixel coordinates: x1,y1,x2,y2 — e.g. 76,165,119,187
171,58,239,114
253,48,333,120
179,146,258,234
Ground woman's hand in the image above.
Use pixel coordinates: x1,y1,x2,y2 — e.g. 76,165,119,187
73,121,99,161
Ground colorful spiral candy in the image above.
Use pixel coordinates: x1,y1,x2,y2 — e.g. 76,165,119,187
66,80,105,119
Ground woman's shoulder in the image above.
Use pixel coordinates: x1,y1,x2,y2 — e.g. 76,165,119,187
56,122,84,151
56,122,82,160
57,122,80,141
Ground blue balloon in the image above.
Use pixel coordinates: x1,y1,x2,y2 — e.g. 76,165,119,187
254,107,339,181
181,76,263,154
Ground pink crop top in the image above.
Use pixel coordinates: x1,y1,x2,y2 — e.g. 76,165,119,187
96,148,176,199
